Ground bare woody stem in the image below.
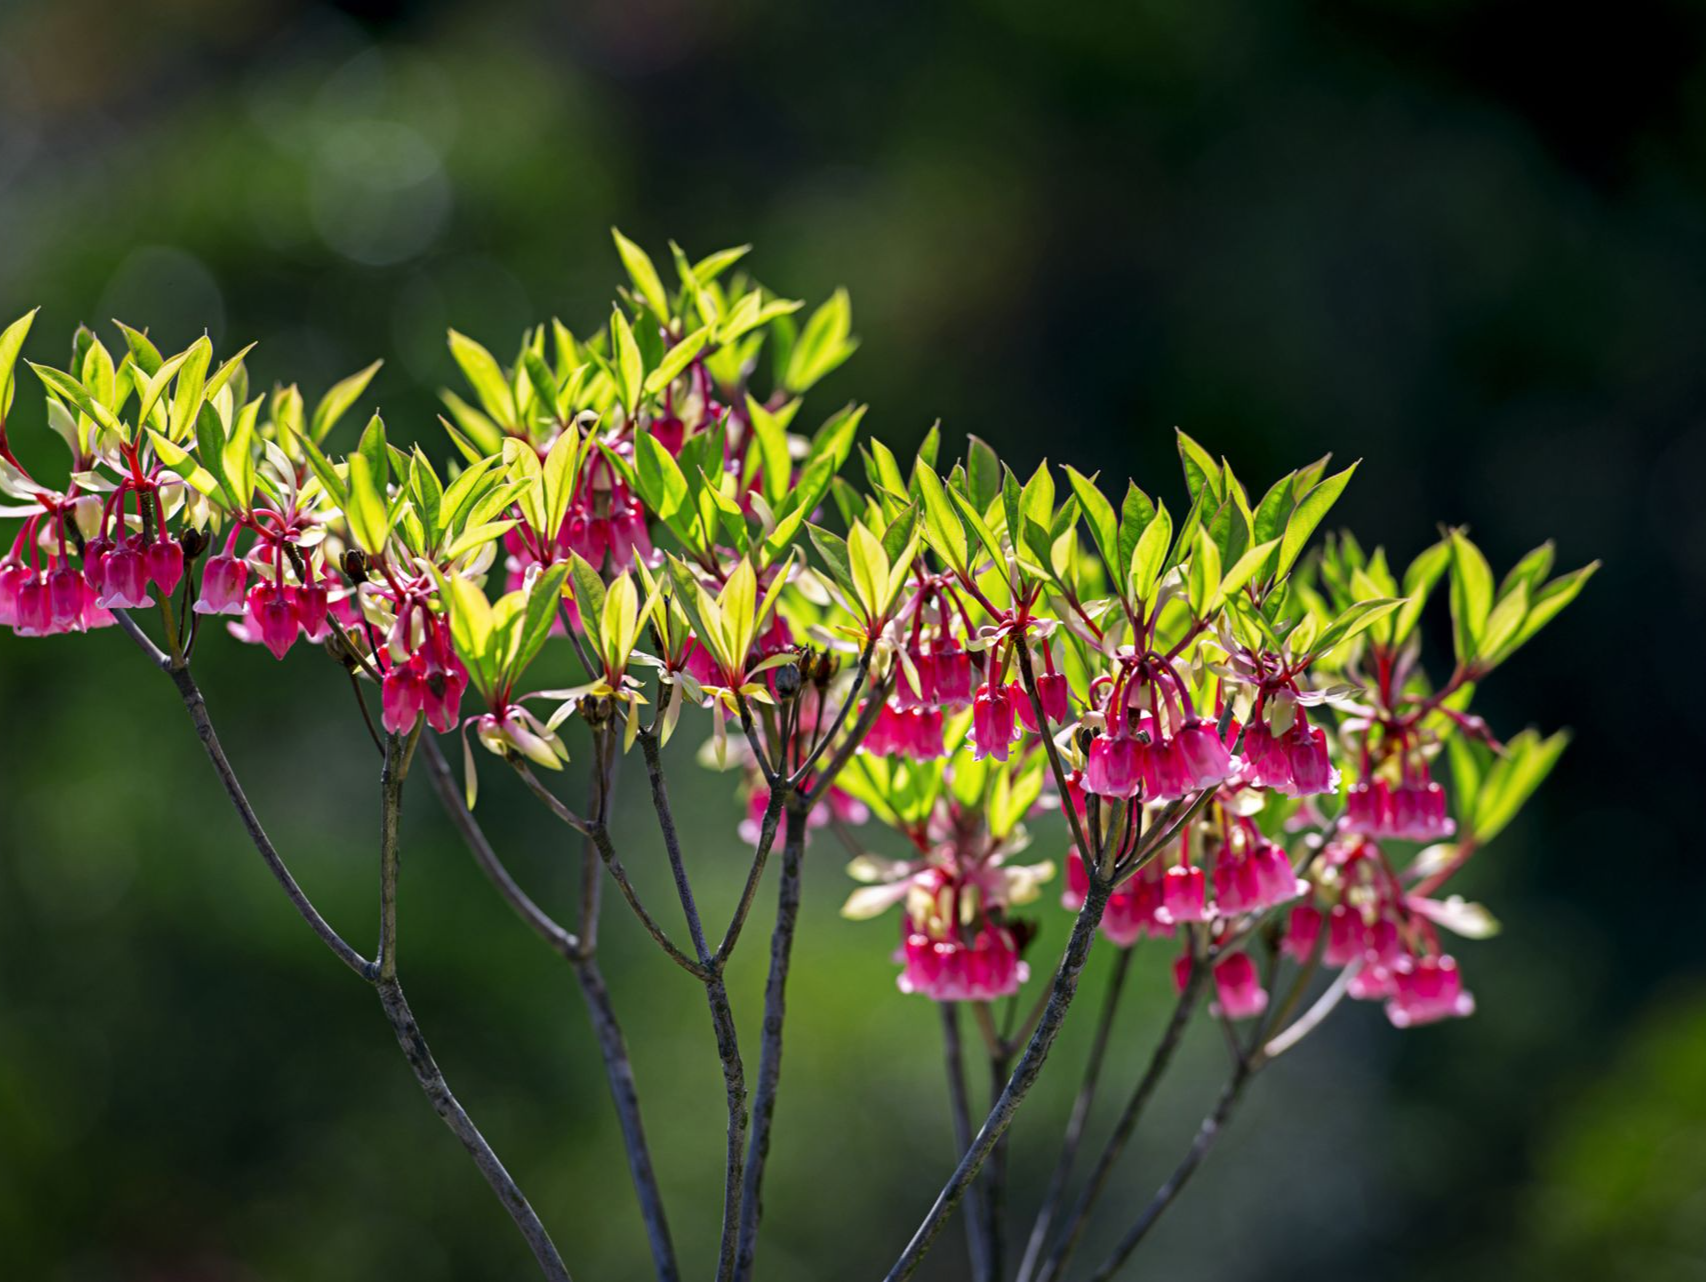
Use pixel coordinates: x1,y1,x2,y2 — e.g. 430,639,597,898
883,875,1114,1282
1016,943,1136,1282
732,802,809,1282
113,620,573,1282
940,1003,993,1282
109,613,375,980
1032,951,1208,1282
420,735,681,1282
516,760,707,980
636,728,749,1282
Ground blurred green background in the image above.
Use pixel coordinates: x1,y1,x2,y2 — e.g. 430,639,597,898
0,0,1699,1278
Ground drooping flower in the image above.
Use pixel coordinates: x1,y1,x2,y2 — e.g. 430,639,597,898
1343,776,1455,842
1213,952,1269,1020
1282,903,1323,961
897,923,1029,1002
144,536,183,597
1385,954,1475,1028
95,538,154,610
1084,733,1143,799
1160,863,1209,923
246,582,299,660
195,553,250,616
971,682,1018,762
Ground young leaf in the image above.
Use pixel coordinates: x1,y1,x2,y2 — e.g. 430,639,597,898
611,227,670,320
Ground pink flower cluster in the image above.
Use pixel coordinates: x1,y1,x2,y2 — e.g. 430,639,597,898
1343,775,1455,841
897,922,1029,1002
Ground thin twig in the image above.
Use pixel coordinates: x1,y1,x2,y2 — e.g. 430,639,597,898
112,618,374,978
375,978,574,1281
941,1004,993,1282
421,735,581,959
1085,1063,1253,1282
715,789,785,966
882,876,1114,1282
421,736,680,1281
1033,949,1208,1282
635,729,749,1282
787,644,873,788
1017,943,1135,1282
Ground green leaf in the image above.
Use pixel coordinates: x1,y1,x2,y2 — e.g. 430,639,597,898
297,427,347,508
1117,482,1157,575
1308,597,1404,657
167,336,213,442
966,436,1001,513
1187,527,1221,615
782,288,857,393
1497,561,1598,659
847,520,890,620
635,430,690,523
1476,581,1529,662
1063,465,1119,589
611,227,670,320
610,307,645,413
1129,500,1172,601
746,395,798,507
1392,539,1450,645
356,413,389,491
1448,530,1494,665
1471,729,1569,844
0,308,40,419
1275,461,1358,579
344,451,389,556
312,358,383,442
448,329,516,426
644,326,711,396
914,464,969,577
1176,429,1223,502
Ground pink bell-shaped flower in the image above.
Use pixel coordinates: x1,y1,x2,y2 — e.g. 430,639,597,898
933,646,976,707
971,682,1018,762
1213,952,1269,1020
96,540,154,610
1281,719,1338,796
14,573,51,635
195,554,250,616
1160,863,1209,923
1085,733,1143,798
382,658,428,733
144,537,183,597
1385,954,1476,1028
1282,903,1323,961
1172,719,1236,790
247,583,299,660
48,564,87,629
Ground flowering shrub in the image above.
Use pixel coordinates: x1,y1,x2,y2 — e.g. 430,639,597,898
0,232,1594,1282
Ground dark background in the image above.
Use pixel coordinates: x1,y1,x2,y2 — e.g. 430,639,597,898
0,1,1700,1279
